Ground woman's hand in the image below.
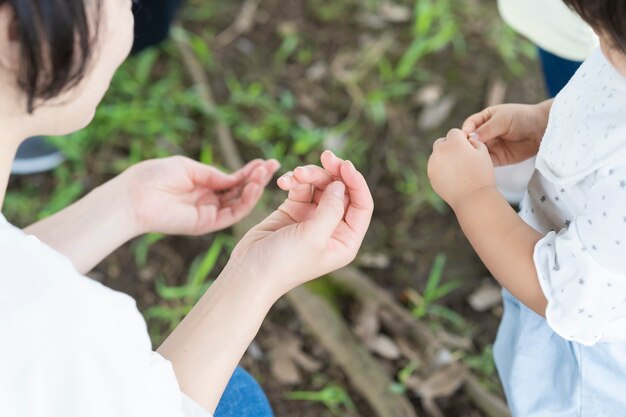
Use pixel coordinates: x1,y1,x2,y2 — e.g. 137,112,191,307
158,151,372,413
428,129,496,209
118,156,280,236
461,100,553,166
227,150,374,298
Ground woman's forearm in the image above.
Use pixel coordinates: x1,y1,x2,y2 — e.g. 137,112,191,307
157,262,278,414
453,186,547,315
23,179,139,274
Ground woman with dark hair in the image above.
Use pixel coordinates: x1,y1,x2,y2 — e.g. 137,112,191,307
0,1,374,417
11,0,183,174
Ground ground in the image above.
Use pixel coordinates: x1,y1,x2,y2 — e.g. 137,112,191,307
6,0,546,415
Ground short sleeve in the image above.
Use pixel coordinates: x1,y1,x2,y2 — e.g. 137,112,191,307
0,220,212,417
4,288,208,417
534,167,626,345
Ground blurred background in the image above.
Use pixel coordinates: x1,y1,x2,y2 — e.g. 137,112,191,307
6,0,546,415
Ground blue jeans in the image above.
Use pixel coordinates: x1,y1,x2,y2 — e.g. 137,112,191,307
215,367,274,417
537,47,583,97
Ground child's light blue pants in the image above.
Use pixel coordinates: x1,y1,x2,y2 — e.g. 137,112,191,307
494,290,626,416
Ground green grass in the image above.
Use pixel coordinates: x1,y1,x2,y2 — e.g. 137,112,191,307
287,384,356,416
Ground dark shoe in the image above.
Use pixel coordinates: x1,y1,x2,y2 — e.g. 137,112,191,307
12,137,65,175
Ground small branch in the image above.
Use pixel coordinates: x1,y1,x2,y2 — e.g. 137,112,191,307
174,28,244,170
214,0,262,48
464,374,511,417
288,287,419,417
332,267,511,417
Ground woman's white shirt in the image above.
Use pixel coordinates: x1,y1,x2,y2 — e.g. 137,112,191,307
0,215,211,417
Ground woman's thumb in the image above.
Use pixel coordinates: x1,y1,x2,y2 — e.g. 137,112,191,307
309,181,346,241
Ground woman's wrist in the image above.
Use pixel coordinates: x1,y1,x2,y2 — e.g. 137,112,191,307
215,257,284,307
22,176,143,274
95,176,145,239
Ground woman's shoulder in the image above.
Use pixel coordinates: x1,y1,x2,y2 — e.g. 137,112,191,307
0,217,148,350
0,220,188,417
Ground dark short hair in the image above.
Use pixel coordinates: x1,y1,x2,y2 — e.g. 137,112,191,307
562,0,626,54
1,0,99,112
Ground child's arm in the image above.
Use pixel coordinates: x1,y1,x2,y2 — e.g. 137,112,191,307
428,129,547,315
461,100,553,166
430,130,626,345
453,185,547,314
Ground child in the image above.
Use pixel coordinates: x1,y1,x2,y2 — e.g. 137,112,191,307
428,1,626,415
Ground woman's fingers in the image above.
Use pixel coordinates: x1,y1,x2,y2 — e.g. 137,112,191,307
306,181,346,241
212,182,262,229
278,165,334,191
246,160,280,186
192,158,278,191
293,165,334,188
339,160,373,236
320,150,343,178
287,182,315,203
236,159,266,180
188,160,242,190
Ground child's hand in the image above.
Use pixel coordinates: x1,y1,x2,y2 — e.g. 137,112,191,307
461,102,551,166
428,129,496,209
227,150,374,298
117,156,280,236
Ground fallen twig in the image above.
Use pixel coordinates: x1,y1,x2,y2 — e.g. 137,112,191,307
332,267,511,417
288,287,419,417
464,374,511,417
214,0,262,48
174,28,244,170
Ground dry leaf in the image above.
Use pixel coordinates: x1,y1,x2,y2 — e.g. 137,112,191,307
291,349,322,373
306,62,328,81
468,281,503,312
414,84,443,106
359,252,391,269
418,95,456,131
353,302,380,341
395,336,423,363
410,362,467,399
267,333,322,385
367,335,402,360
435,332,472,350
486,78,508,107
268,345,302,384
356,13,387,30
379,2,412,23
